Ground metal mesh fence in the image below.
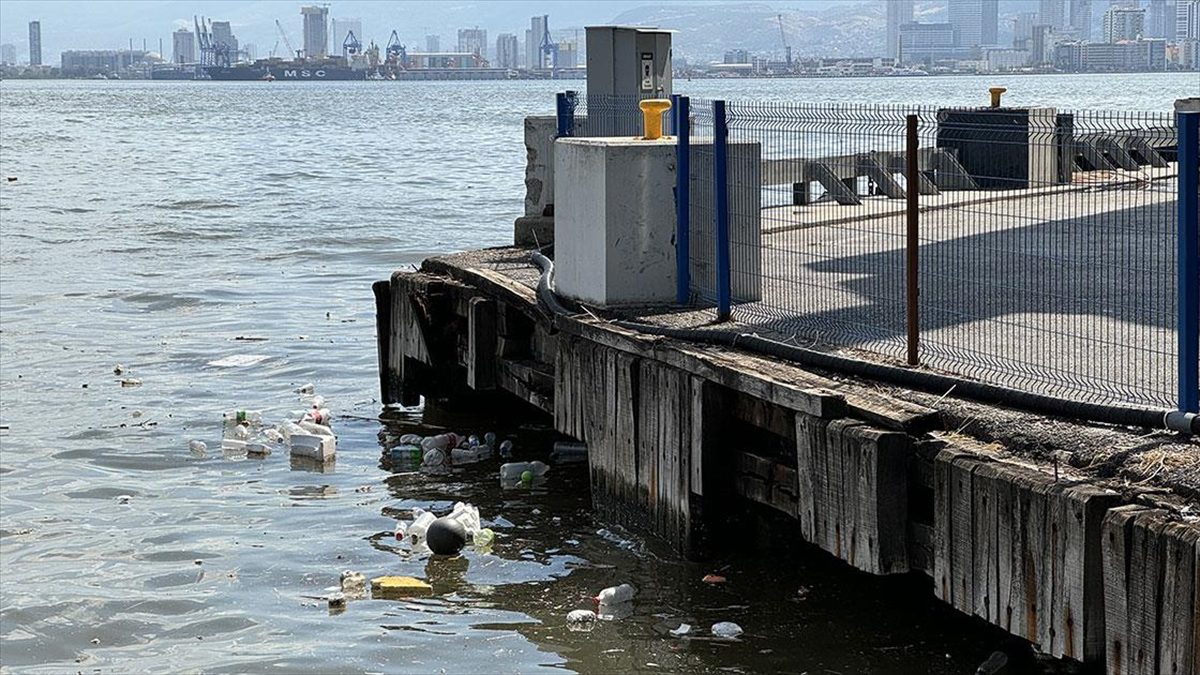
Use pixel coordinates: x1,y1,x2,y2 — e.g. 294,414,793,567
549,91,1187,408
690,99,1180,409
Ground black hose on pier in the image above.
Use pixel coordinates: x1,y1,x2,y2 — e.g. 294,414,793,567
529,252,1198,435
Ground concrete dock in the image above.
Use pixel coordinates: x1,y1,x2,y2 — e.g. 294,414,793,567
375,246,1197,674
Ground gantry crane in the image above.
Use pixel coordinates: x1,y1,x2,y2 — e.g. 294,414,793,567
777,14,792,71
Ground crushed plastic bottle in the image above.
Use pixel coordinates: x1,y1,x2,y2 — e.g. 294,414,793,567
594,583,636,605
295,383,315,395
711,621,743,638
498,439,514,459
450,445,492,465
484,432,497,448
279,421,307,440
263,428,285,444
473,528,495,550
422,447,448,470
499,461,549,481
566,609,598,632
446,502,481,535
670,623,692,636
398,433,423,445
390,444,422,462
188,440,208,454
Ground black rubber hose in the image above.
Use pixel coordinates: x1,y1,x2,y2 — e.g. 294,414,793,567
529,253,1198,434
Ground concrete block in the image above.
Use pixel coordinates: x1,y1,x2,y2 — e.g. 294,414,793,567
554,137,678,306
522,116,557,219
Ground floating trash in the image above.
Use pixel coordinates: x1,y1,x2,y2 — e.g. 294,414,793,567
711,621,744,639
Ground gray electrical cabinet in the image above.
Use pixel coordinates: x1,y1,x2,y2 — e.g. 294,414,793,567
585,26,673,136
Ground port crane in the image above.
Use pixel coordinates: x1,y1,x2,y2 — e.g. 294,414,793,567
385,30,408,68
538,15,558,69
343,30,362,57
275,19,300,60
777,14,792,72
195,16,231,68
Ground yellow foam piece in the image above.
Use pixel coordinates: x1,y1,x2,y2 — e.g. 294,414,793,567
370,575,433,598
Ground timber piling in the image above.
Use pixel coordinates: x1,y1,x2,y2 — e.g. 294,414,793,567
376,247,1198,674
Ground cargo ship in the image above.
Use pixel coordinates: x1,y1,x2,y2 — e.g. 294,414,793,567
203,61,377,81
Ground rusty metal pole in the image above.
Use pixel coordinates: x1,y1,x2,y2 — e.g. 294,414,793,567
906,114,920,366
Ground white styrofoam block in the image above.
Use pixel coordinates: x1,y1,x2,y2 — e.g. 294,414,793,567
289,434,336,461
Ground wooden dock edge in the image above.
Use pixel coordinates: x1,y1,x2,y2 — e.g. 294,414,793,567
379,264,1199,673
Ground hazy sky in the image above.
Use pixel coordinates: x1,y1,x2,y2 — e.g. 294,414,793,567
0,0,867,60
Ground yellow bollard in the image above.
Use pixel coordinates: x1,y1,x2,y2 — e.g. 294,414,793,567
989,87,1007,108
639,99,672,140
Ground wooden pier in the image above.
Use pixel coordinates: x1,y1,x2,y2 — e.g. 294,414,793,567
375,247,1198,673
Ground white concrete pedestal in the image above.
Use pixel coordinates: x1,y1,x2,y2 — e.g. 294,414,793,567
554,137,678,306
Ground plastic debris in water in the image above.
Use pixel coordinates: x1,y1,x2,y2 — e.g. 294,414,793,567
116,494,133,504
711,621,743,638
327,591,346,612
188,440,208,454
295,383,315,395
594,583,636,605
340,570,367,599
566,609,598,632
702,574,727,584
119,378,142,387
473,528,495,550
113,364,124,375
670,623,691,636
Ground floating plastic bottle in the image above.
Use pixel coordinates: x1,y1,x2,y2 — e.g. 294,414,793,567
390,444,422,461
498,439,514,459
398,433,423,445
188,440,208,454
263,428,285,444
450,445,492,465
304,408,332,426
420,433,458,452
422,447,447,470
484,432,497,447
594,583,636,605
499,461,549,481
473,528,495,549
446,502,481,534
310,395,326,409
279,421,307,440
223,410,262,426
406,509,436,547
295,383,315,395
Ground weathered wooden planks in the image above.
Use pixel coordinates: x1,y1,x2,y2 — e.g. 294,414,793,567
467,297,497,391
795,415,909,574
1102,505,1199,675
934,448,1123,662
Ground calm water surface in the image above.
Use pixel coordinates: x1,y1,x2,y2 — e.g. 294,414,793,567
1,74,1195,674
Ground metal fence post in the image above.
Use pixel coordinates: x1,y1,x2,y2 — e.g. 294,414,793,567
906,114,920,366
556,90,576,137
714,100,731,322
1177,98,1200,413
675,95,691,305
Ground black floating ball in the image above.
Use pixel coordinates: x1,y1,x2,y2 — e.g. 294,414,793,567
425,517,468,555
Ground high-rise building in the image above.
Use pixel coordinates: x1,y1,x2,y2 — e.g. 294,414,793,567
1070,0,1094,39
1179,0,1200,38
948,0,999,47
172,29,195,64
899,22,969,63
1031,24,1054,63
457,27,487,58
331,19,363,56
1039,0,1067,29
557,41,578,68
301,5,329,59
28,21,41,66
525,15,549,70
1147,0,1171,36
886,0,915,59
1014,12,1039,46
1103,6,1146,40
0,43,16,65
495,33,519,68
211,21,238,57
1108,0,1139,8
425,35,440,52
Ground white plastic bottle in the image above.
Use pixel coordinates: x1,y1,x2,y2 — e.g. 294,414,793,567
406,509,436,546
594,583,636,604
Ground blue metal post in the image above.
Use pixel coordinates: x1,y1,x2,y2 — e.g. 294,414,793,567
714,100,732,322
1177,101,1200,412
556,90,576,137
674,95,691,304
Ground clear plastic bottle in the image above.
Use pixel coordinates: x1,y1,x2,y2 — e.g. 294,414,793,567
499,461,549,480
473,528,495,549
398,433,423,445
422,447,447,469
223,410,262,426
446,502,481,534
188,440,208,454
498,439,514,459
304,408,332,426
420,433,457,451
